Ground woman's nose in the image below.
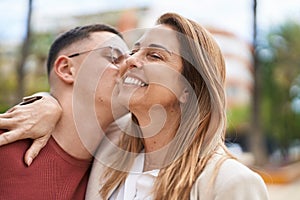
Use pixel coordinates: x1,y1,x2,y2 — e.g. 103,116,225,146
126,54,143,69
119,52,144,77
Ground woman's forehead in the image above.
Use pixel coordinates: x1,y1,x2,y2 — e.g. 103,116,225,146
134,25,180,52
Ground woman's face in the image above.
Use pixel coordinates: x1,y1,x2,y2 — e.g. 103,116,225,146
117,24,186,114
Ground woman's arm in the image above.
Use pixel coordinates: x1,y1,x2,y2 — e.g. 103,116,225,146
0,94,62,166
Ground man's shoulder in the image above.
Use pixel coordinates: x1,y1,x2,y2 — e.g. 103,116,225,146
0,130,32,160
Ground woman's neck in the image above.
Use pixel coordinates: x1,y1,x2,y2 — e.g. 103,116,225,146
133,105,181,171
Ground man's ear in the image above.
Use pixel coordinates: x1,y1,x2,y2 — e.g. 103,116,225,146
179,88,189,104
53,55,76,84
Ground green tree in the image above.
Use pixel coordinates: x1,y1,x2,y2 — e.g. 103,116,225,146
24,32,54,95
259,20,300,162
0,29,53,112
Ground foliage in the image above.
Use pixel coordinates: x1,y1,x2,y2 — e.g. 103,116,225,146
259,20,300,159
0,72,18,112
0,32,53,110
24,32,54,94
227,105,250,133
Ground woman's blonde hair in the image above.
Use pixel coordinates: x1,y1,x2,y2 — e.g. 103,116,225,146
100,12,232,199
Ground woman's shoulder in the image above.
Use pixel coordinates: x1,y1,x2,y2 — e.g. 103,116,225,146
216,158,265,186
218,157,259,177
198,154,263,184
216,158,269,199
191,154,269,200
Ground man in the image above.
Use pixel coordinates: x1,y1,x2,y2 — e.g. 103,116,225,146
0,24,128,199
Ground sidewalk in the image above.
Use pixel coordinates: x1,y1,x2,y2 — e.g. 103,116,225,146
267,178,300,200
255,161,300,200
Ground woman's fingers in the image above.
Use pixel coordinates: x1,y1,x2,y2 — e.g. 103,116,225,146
0,118,14,130
24,135,50,166
0,129,24,146
0,111,15,118
0,94,62,167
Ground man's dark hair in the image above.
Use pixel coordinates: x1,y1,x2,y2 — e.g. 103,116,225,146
46,24,122,75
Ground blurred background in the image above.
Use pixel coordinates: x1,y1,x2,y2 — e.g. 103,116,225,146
0,0,299,199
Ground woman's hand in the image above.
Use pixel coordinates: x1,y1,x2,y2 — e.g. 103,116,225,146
0,94,62,166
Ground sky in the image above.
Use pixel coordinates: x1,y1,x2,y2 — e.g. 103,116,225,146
0,0,299,45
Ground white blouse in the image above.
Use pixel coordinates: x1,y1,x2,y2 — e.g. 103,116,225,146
86,148,269,200
109,153,159,200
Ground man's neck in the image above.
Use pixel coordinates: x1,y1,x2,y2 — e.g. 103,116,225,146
51,100,112,160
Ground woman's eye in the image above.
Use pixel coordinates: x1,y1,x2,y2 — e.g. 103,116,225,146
147,52,162,60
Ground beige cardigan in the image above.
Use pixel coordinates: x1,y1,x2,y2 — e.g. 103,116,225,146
85,150,269,200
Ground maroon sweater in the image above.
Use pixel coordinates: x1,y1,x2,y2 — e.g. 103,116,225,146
0,130,92,200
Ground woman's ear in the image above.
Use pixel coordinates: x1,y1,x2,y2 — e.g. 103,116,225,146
53,55,76,84
179,88,189,104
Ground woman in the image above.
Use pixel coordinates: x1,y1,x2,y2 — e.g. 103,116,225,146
93,13,269,200
0,13,269,199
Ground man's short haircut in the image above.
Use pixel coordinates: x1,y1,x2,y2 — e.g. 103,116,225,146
46,24,122,75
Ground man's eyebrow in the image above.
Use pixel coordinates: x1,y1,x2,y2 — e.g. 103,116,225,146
132,42,140,48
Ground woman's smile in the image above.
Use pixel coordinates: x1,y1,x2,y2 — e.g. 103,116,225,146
123,76,148,87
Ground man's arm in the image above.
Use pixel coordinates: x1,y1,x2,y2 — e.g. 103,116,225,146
0,93,62,166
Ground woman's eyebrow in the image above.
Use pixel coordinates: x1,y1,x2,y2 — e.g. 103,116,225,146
132,42,172,55
148,44,172,54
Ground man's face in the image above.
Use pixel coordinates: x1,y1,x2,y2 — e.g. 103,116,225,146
70,31,129,128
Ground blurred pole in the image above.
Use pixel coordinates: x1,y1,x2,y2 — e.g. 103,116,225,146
16,0,33,102
250,0,268,166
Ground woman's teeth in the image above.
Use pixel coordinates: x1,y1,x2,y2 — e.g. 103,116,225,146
124,77,147,87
